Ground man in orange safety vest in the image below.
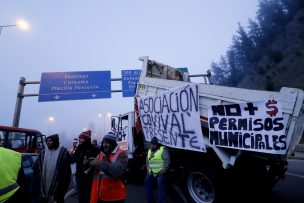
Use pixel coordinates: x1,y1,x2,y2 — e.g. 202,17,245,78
89,132,128,203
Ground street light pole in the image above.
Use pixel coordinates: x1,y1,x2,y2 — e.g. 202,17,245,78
98,113,112,136
48,116,55,135
0,25,17,35
0,20,29,36
105,113,112,135
98,114,105,136
104,116,106,136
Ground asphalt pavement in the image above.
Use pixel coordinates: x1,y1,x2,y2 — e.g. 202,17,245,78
65,181,183,203
290,151,304,160
65,152,304,203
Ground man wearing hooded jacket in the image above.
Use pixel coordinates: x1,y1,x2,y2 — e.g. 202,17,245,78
72,130,99,203
32,134,72,203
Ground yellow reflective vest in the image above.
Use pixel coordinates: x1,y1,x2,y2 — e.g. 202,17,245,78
147,146,165,174
0,147,21,203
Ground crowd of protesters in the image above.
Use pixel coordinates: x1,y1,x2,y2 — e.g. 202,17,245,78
1,129,170,203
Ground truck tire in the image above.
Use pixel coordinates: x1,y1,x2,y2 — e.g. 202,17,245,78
184,167,222,203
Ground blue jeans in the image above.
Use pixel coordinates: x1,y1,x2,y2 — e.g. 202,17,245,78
145,174,166,203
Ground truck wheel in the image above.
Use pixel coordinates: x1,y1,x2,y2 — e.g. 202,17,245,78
184,167,221,203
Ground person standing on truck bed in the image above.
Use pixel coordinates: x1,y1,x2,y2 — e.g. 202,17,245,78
72,130,99,203
32,134,72,203
145,137,170,203
89,132,128,203
0,147,28,203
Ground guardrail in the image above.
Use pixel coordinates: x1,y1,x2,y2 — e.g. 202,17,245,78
294,144,304,153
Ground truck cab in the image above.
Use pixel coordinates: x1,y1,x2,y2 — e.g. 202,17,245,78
0,125,45,153
111,112,148,181
0,125,45,199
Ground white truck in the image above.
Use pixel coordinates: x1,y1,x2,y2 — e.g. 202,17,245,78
112,56,304,203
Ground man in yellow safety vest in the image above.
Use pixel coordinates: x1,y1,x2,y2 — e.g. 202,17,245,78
145,137,170,203
0,147,27,203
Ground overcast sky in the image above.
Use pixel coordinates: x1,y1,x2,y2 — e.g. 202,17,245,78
0,0,259,144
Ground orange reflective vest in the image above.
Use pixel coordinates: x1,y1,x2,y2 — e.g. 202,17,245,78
90,148,126,203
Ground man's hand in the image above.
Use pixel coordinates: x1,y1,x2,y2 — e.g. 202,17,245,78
89,157,102,168
83,156,89,165
158,170,165,176
141,164,146,171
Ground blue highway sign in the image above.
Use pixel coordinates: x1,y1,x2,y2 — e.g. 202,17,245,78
122,69,140,97
38,71,111,102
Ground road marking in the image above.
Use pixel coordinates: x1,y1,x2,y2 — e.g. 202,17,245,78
171,184,187,203
288,159,304,162
286,172,304,178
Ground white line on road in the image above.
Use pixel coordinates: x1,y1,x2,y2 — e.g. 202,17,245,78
288,159,304,162
286,172,304,178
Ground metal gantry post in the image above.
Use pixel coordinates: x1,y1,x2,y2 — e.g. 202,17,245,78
12,78,40,127
12,77,26,127
11,71,211,127
12,77,122,127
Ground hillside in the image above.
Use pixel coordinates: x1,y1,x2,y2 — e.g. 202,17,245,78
237,9,304,91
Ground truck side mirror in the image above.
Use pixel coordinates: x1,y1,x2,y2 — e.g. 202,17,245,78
111,118,116,131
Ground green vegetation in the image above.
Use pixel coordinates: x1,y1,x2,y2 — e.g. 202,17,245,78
210,0,304,87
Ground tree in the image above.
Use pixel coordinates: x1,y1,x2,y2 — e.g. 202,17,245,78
210,0,301,86
210,56,229,85
248,19,264,62
257,0,287,43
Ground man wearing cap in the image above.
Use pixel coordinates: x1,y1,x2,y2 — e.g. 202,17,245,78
89,132,128,203
72,130,99,203
32,134,72,203
145,136,170,203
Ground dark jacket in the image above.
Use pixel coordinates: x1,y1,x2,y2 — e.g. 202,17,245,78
32,146,72,203
72,141,100,177
72,141,100,203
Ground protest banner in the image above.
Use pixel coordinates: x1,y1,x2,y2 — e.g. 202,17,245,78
117,128,129,150
137,84,206,152
208,100,286,154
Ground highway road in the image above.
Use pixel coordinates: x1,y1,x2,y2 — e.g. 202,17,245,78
66,158,304,203
270,159,304,203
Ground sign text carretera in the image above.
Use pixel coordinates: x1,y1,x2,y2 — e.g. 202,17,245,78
208,100,286,154
137,84,206,152
38,71,111,102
